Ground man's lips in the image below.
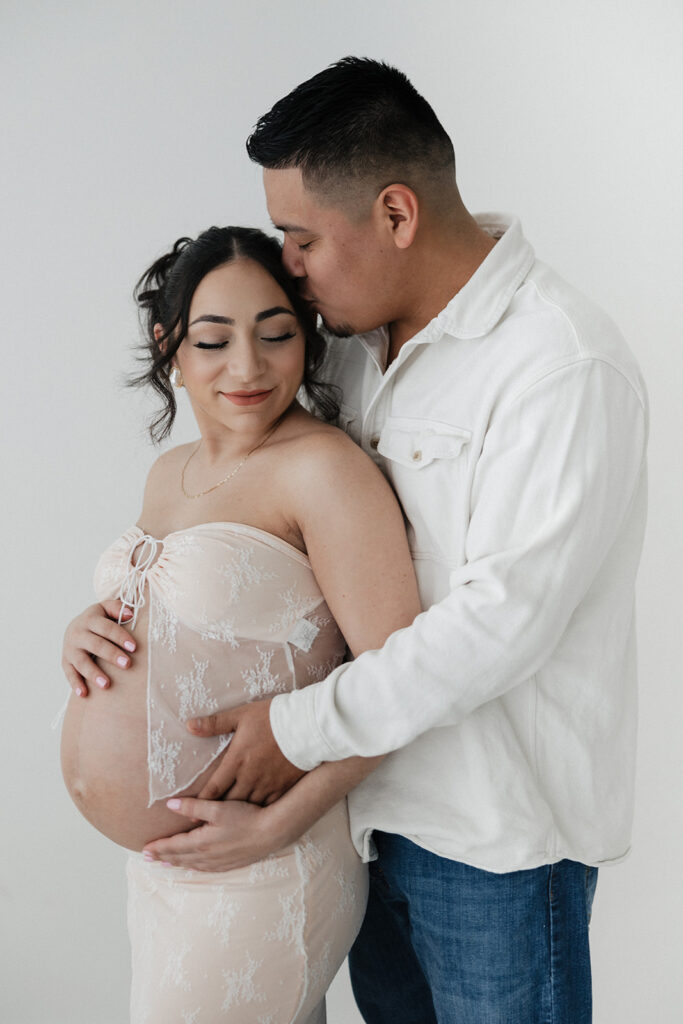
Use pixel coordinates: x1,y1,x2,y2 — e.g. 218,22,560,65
221,389,273,406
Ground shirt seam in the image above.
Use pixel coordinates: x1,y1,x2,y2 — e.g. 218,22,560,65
504,353,648,412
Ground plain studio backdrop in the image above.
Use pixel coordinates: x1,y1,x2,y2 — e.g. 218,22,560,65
1,2,680,1022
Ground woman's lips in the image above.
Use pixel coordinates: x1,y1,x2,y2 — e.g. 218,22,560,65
222,389,273,406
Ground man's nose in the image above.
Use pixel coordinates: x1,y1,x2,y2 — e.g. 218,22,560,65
282,235,305,278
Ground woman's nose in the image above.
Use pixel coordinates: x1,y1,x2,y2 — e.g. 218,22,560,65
227,338,264,383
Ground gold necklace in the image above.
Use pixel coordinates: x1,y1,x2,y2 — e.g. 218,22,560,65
181,417,284,500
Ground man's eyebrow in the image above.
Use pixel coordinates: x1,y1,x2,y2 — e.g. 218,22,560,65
272,222,309,235
189,314,235,326
255,306,295,323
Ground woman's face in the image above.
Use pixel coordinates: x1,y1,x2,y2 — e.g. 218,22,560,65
173,258,306,439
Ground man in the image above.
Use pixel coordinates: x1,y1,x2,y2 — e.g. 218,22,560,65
67,58,647,1022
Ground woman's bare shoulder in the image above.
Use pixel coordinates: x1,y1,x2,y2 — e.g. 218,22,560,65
142,443,196,504
282,408,374,475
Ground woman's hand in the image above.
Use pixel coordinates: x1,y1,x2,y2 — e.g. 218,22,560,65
142,798,283,872
62,600,135,696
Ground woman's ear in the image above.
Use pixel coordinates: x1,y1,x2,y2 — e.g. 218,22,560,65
376,184,419,250
153,322,165,347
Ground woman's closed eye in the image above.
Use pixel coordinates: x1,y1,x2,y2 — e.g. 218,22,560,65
194,340,229,350
261,331,296,343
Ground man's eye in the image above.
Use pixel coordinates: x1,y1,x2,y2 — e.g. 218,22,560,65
194,341,228,350
298,241,313,251
262,332,296,343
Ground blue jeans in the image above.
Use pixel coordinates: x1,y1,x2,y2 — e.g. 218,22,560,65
348,832,598,1024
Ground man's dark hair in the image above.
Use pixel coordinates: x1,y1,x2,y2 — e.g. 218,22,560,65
246,56,455,207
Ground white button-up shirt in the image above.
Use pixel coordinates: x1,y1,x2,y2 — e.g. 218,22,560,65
271,214,648,872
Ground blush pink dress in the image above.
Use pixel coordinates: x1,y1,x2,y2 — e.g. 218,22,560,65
95,522,368,1024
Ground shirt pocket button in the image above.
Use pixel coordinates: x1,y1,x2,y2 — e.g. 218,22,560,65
412,450,422,462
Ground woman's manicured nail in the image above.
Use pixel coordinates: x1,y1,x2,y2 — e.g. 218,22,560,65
96,676,108,688
167,799,181,810
75,687,84,697
117,656,128,668
124,641,135,652
143,851,154,862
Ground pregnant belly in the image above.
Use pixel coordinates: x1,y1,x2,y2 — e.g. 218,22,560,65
60,608,219,851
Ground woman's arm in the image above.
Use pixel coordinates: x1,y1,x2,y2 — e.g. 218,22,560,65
60,450,176,695
142,429,421,868
142,754,383,871
185,428,421,805
290,428,422,659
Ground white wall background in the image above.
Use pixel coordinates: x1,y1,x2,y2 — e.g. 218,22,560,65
1,1,680,1021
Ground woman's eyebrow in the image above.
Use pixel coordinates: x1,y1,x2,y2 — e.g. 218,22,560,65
255,306,295,323
189,314,235,326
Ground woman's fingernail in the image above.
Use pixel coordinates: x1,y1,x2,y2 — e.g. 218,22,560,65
75,687,84,697
117,656,128,668
143,851,154,862
124,641,135,652
96,676,108,688
167,799,181,810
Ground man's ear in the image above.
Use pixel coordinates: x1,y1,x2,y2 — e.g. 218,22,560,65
376,184,419,250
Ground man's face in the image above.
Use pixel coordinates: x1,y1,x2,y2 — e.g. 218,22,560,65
264,167,396,337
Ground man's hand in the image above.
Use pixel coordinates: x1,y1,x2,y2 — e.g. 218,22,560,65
187,699,306,804
142,797,282,871
62,600,135,696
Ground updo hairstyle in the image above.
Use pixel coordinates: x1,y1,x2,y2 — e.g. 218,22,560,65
131,225,338,442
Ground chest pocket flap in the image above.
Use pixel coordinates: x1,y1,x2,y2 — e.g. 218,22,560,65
377,417,471,468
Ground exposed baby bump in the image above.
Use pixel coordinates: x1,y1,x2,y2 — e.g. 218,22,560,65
60,651,216,851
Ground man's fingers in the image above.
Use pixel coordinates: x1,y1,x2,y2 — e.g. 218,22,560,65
187,711,236,737
196,758,236,800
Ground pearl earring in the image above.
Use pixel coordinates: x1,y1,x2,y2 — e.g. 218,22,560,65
170,367,184,389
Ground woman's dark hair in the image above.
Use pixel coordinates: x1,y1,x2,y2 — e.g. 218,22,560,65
130,226,339,442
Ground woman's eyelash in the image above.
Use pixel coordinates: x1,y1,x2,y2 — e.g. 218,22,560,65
298,242,312,251
193,332,295,349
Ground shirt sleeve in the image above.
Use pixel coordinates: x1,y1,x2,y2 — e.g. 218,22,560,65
270,357,648,770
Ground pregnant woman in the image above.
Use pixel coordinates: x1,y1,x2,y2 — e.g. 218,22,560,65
60,226,420,1023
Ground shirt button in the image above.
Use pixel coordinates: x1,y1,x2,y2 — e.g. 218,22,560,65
412,450,422,461
370,436,380,450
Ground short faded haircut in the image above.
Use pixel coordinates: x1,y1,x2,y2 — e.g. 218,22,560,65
246,56,456,213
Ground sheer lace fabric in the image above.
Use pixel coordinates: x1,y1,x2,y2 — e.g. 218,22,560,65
94,522,346,805
95,522,366,1022
127,802,367,1023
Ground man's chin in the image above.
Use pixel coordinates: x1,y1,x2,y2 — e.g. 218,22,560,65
319,316,355,339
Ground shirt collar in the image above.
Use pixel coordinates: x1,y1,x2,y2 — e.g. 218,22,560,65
351,214,535,365
434,213,535,340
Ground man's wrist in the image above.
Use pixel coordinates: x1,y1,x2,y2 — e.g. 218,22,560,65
269,689,328,771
